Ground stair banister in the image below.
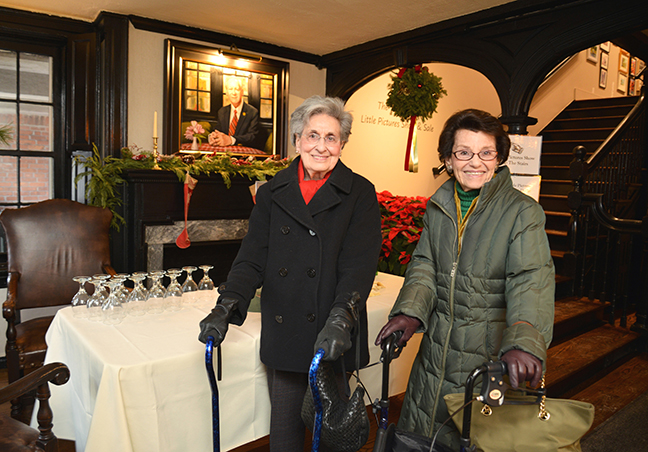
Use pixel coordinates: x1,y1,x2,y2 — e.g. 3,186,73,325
585,87,646,170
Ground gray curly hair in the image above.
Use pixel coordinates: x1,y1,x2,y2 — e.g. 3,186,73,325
290,96,353,146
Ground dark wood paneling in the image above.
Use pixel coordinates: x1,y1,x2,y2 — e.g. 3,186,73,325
67,32,97,152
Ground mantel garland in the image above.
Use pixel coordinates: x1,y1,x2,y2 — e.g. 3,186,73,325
386,65,446,172
75,145,291,230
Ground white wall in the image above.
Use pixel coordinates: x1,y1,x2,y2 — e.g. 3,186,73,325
127,24,327,155
342,63,501,198
528,43,630,135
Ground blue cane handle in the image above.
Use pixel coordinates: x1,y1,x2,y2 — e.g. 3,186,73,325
205,336,220,452
309,348,326,452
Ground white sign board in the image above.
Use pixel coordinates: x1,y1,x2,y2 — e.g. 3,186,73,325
511,175,542,202
506,135,542,176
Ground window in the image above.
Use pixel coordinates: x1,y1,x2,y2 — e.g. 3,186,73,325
0,49,55,209
0,41,62,286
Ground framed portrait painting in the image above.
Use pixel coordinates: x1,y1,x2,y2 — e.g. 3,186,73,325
164,39,289,158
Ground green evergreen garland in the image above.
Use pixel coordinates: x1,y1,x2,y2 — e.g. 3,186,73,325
75,145,291,230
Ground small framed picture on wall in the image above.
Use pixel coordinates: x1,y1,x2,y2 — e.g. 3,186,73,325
600,41,611,52
587,46,599,63
617,73,628,94
630,57,637,76
600,52,609,70
599,68,608,89
619,50,630,74
629,78,636,96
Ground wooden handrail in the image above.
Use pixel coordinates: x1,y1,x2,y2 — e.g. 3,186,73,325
586,87,645,170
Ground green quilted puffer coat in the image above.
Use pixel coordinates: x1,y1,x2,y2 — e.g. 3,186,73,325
390,166,555,449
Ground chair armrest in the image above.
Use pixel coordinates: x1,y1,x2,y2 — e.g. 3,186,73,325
0,362,70,404
2,271,20,319
103,264,117,276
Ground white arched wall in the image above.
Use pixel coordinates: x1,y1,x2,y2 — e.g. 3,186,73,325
341,63,501,198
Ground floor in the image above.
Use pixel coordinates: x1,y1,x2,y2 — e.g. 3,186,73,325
0,367,76,452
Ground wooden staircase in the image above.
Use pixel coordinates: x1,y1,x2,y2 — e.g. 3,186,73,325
539,95,648,432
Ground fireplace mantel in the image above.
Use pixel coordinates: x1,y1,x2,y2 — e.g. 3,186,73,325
111,169,255,280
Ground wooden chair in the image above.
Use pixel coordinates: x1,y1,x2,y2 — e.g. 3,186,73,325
0,362,70,452
0,199,114,416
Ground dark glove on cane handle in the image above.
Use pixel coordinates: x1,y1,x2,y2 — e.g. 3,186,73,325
501,349,543,388
314,306,356,361
375,314,421,348
198,297,238,345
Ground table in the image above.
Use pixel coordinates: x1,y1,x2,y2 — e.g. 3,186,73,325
40,272,421,452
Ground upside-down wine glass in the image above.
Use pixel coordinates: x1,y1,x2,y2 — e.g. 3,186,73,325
86,277,106,322
198,265,215,291
113,273,131,305
71,276,91,318
102,279,126,325
198,265,215,303
181,266,199,303
127,272,149,316
147,270,166,314
164,268,183,312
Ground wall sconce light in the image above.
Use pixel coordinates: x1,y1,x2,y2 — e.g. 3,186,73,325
219,44,263,62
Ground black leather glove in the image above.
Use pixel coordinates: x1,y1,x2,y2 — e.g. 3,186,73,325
375,314,421,348
501,349,543,388
198,297,238,345
314,303,357,362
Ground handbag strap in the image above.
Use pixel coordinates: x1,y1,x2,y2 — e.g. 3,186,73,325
482,374,551,421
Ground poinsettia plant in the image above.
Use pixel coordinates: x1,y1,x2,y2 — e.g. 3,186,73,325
377,190,429,276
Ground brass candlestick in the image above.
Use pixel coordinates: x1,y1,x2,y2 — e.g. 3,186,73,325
152,136,161,170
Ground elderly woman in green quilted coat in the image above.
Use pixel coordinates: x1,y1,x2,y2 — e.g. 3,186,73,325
376,109,555,449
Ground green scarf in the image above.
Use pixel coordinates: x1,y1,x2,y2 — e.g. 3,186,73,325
455,182,480,220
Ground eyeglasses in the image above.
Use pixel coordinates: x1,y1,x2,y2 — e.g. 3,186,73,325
301,132,340,146
452,149,498,161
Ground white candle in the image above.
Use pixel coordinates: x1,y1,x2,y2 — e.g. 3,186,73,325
153,111,158,137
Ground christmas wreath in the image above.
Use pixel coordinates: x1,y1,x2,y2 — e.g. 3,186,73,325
385,65,447,171
386,65,446,122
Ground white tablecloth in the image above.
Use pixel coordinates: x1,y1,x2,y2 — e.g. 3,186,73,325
40,272,420,452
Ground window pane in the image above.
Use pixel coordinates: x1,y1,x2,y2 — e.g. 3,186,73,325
198,92,211,113
199,71,210,91
0,156,18,203
20,104,52,151
185,91,197,111
185,70,197,90
0,50,17,100
0,101,17,150
20,156,52,203
19,53,52,103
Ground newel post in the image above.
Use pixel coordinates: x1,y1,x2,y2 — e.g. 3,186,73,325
565,146,588,296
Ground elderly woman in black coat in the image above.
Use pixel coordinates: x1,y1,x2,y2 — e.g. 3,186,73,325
199,95,382,451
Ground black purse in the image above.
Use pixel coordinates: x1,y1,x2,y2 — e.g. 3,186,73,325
301,356,370,452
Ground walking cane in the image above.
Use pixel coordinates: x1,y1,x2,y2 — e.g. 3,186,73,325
205,336,222,452
308,348,326,452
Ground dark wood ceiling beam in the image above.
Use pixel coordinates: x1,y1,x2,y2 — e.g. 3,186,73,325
321,0,648,134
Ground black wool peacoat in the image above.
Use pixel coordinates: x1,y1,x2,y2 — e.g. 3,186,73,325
218,157,382,373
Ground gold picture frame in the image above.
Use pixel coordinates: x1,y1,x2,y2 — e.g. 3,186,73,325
164,39,289,158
